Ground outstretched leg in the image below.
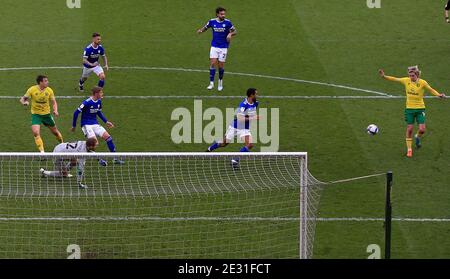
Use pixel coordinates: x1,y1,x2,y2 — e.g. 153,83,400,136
207,136,229,152
102,131,124,164
48,126,64,143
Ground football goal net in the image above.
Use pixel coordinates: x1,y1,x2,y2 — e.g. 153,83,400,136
0,152,324,259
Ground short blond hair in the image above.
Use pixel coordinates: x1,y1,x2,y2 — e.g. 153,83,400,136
408,65,421,77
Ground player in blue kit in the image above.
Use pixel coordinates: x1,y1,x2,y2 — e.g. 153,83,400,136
197,7,237,92
71,86,124,165
78,33,109,92
206,88,259,167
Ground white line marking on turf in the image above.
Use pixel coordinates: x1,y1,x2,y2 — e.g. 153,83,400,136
0,216,449,222
0,95,412,100
0,66,393,97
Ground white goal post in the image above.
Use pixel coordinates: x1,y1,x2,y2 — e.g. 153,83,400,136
0,152,322,259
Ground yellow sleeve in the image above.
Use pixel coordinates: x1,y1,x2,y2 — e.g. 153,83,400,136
423,81,441,96
24,87,33,98
383,76,405,83
48,88,55,100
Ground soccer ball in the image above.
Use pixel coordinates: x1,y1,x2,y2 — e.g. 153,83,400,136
367,124,379,135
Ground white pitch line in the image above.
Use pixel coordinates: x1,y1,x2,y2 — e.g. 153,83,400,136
0,216,449,222
0,95,409,100
0,66,393,97
316,217,450,222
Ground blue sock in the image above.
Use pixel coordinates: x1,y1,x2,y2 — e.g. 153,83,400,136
240,146,250,152
209,68,216,82
219,68,224,80
79,79,85,86
106,136,116,152
208,141,220,151
98,79,105,88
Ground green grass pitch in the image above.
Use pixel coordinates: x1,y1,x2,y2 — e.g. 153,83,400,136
0,0,450,258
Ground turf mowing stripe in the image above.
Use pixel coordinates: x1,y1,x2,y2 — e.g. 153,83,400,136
0,66,393,97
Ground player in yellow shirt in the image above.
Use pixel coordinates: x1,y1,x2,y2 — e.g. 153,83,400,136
379,66,445,158
19,75,64,153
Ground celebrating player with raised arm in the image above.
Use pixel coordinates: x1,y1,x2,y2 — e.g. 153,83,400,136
379,66,445,158
206,88,259,167
197,7,237,92
71,86,124,165
39,138,98,189
20,75,64,153
78,33,109,92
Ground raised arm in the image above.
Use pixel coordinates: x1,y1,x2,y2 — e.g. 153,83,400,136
379,69,401,82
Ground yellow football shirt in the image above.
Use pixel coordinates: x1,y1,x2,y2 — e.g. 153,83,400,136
24,85,55,115
384,76,440,109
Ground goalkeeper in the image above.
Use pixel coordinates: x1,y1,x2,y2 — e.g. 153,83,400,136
39,138,98,189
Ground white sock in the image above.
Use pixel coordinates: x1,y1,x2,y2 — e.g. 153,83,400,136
43,171,64,177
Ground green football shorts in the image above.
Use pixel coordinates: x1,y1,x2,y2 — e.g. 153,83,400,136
31,114,56,127
404,109,426,125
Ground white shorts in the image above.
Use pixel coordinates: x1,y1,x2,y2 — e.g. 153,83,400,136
54,158,84,174
210,47,228,62
82,124,107,139
225,126,252,142
54,159,73,172
82,65,104,78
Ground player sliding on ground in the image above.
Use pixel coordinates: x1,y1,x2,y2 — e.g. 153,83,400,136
197,7,237,92
78,33,109,92
20,75,64,153
71,86,124,165
206,88,259,167
39,138,98,189
379,66,445,158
